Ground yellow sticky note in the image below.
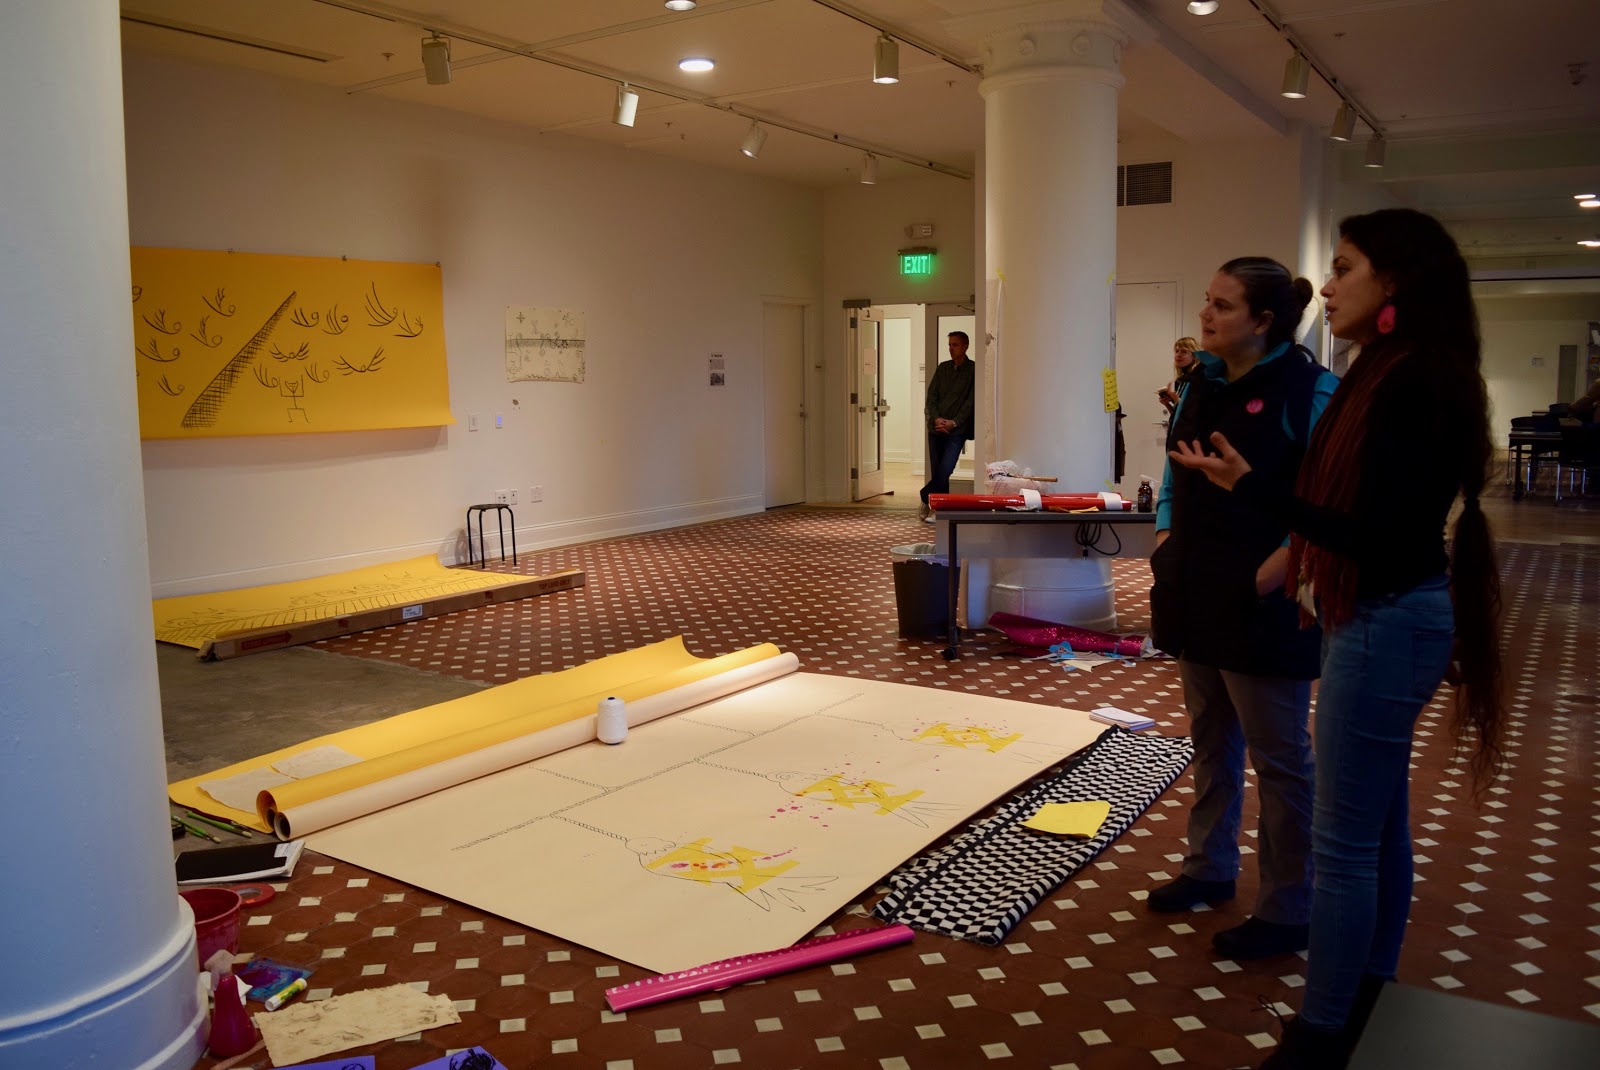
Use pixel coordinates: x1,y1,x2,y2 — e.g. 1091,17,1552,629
1021,801,1112,838
1101,368,1120,413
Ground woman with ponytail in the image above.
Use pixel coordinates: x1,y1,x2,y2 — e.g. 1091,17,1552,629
1170,209,1506,1069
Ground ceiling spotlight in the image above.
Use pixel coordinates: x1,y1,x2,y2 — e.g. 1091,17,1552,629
664,1,697,9
1330,102,1356,141
739,121,767,159
420,33,451,86
1280,53,1309,99
1187,1,1220,12
861,153,878,186
613,83,639,128
1579,239,1600,248
1581,199,1600,209
678,57,715,72
1364,135,1387,168
1574,193,1596,199
873,34,899,84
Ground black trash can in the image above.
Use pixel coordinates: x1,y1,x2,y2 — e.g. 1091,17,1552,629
891,543,959,639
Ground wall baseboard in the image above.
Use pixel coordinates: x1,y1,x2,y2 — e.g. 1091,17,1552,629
151,493,765,598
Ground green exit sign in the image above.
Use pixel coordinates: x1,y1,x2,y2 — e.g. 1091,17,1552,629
900,251,935,275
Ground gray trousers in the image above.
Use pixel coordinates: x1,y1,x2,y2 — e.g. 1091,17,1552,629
1178,659,1314,925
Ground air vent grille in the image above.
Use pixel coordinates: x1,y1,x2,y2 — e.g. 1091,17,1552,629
1117,162,1174,207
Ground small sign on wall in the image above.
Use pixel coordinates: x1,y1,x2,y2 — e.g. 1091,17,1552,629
709,354,725,387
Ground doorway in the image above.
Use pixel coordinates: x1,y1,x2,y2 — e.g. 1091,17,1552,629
763,301,808,508
1113,281,1181,498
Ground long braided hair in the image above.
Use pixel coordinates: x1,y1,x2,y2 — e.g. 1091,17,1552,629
1292,209,1505,791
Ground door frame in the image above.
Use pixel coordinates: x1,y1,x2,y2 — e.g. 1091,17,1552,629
762,295,819,503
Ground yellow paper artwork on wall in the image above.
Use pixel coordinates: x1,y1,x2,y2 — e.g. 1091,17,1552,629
131,247,452,438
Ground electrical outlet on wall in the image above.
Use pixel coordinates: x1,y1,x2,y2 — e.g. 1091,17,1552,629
507,488,518,506
494,490,509,505
529,485,543,503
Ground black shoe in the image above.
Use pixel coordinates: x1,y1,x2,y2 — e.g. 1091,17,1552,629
1212,916,1310,960
1257,1016,1350,1070
1147,874,1236,913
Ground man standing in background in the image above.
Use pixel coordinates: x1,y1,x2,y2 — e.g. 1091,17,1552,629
919,331,975,522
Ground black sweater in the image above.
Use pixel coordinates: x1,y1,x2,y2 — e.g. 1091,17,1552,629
1236,350,1464,600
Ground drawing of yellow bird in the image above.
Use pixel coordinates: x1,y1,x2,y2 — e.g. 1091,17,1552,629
768,771,958,829
625,836,836,912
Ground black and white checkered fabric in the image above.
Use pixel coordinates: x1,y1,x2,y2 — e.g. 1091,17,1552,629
872,727,1194,945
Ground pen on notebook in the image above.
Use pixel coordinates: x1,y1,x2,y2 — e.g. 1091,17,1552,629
183,810,253,838
175,817,222,843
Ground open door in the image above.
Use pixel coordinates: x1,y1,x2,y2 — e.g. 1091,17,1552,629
849,307,887,500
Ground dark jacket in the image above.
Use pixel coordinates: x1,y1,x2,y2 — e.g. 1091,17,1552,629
925,358,975,440
1149,344,1336,678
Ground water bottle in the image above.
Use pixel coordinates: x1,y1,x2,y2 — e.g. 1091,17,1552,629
1136,476,1153,512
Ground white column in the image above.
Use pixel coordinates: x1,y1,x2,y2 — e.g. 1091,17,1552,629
977,6,1133,629
0,2,205,1066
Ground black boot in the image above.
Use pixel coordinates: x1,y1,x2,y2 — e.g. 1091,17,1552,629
1212,917,1310,960
1257,1016,1350,1070
1147,874,1236,913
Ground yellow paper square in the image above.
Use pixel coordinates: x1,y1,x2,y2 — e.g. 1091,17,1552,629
1101,368,1120,413
1021,800,1111,838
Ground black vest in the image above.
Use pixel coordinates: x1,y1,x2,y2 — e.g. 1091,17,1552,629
1149,348,1326,679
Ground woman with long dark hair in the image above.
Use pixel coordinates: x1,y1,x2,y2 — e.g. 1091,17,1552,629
1170,208,1506,1069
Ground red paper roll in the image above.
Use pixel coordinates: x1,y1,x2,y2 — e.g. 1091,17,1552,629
929,493,1130,512
988,612,1152,658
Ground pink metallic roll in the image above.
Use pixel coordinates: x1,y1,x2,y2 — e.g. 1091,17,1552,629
988,612,1152,658
928,492,1130,512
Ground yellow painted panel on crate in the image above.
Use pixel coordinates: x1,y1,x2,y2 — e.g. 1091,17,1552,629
130,247,452,438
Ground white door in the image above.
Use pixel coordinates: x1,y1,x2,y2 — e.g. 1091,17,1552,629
849,307,887,500
1113,281,1181,497
763,302,806,507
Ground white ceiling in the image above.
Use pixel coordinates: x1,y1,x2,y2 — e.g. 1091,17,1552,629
120,0,1600,259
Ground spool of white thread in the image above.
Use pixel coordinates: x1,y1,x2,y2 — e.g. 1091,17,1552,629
597,695,628,744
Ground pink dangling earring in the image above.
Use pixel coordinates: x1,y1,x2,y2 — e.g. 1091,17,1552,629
1376,302,1397,335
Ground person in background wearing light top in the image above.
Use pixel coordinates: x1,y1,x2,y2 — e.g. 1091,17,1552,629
1158,335,1202,415
1146,258,1339,965
919,331,975,522
1170,209,1506,1068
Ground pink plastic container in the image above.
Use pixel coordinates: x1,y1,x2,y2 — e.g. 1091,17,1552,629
179,888,243,967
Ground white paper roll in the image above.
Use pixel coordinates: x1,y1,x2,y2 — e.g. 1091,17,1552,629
274,652,800,839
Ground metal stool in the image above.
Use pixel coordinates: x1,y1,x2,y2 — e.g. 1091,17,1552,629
466,504,516,569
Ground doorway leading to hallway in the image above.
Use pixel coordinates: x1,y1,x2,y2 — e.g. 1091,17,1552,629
853,302,975,503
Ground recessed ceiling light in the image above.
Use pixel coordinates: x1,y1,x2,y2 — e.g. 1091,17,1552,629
678,57,714,72
1580,239,1600,248
1574,193,1596,199
1188,1,1220,13
664,1,697,10
1581,199,1600,209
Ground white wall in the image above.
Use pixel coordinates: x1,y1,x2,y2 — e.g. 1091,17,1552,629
876,305,922,463
123,51,821,594
821,176,976,501
1478,294,1600,442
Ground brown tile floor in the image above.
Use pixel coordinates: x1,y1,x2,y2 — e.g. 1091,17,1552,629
202,507,1598,1069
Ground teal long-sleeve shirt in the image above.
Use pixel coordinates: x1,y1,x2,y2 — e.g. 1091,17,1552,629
1154,343,1337,533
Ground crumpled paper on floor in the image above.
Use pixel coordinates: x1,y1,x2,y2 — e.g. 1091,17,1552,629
253,983,459,1065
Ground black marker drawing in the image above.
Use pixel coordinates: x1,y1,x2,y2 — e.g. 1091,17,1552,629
190,315,222,348
291,306,320,328
157,375,184,397
181,290,294,429
202,288,236,317
334,346,385,375
364,282,397,327
142,309,182,335
138,337,180,363
394,310,424,338
322,303,348,336
132,285,142,303
270,341,311,362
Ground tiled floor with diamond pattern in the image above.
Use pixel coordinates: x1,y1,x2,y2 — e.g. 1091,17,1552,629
193,506,1598,1070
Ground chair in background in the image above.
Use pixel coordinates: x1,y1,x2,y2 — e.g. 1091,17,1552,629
1554,424,1600,504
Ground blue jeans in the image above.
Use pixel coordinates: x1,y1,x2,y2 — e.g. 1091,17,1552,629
920,431,966,505
1299,575,1453,1030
